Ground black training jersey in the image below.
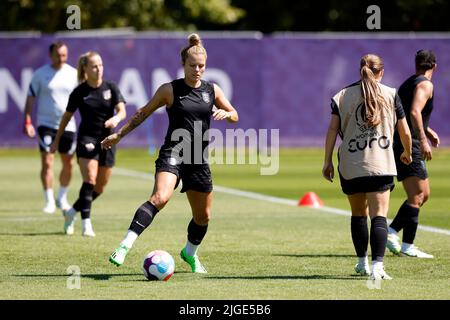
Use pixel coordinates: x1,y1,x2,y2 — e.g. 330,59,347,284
396,75,434,141
66,80,125,139
159,79,215,164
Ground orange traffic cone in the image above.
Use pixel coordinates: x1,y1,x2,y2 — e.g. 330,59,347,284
298,192,324,208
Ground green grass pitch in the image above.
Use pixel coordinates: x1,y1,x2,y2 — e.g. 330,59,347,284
0,148,449,299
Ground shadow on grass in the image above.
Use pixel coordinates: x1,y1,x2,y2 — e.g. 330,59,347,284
273,253,355,258
0,209,42,214
206,275,362,280
14,273,139,281
14,270,192,281
0,232,63,236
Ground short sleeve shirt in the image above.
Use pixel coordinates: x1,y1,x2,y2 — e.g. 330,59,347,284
66,80,125,139
28,64,78,132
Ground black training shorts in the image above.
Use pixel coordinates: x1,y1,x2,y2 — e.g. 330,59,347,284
76,135,116,167
339,172,395,195
394,140,428,181
37,126,75,154
155,157,213,193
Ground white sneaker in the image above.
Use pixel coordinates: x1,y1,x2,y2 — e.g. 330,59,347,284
43,202,56,214
63,208,76,235
354,263,371,276
82,228,96,237
56,198,71,211
386,233,401,255
369,267,392,280
401,245,434,258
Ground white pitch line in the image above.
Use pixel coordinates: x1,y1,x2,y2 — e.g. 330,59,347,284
114,167,450,236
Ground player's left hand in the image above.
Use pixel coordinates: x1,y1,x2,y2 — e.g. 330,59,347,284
427,130,440,148
49,140,58,154
212,109,230,121
420,140,432,161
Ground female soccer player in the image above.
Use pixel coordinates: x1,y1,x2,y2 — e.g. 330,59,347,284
322,54,412,280
386,50,439,258
102,34,239,273
50,51,126,237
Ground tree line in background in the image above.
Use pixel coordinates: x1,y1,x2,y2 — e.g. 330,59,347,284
1,0,449,33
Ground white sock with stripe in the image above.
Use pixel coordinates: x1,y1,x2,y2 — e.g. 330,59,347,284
121,230,139,249
184,240,199,257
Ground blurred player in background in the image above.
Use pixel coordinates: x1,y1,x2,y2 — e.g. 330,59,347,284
323,54,412,280
23,41,77,214
50,51,126,237
102,34,238,273
386,50,439,258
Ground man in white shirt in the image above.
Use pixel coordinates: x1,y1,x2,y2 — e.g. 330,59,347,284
23,41,78,213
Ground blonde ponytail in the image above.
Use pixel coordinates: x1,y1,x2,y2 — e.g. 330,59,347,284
180,33,207,64
360,54,386,127
77,51,100,83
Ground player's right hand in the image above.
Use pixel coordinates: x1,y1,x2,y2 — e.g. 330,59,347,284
322,162,334,182
101,133,120,149
23,123,36,138
400,151,412,165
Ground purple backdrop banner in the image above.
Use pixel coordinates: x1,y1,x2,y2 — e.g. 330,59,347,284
1,34,449,148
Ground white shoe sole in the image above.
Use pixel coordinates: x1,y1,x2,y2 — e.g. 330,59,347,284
400,252,434,259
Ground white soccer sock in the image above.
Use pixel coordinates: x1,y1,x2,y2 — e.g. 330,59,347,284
184,240,199,257
121,230,139,249
44,188,55,204
372,261,383,271
57,186,69,202
388,227,398,236
82,218,93,231
359,256,369,266
401,242,413,252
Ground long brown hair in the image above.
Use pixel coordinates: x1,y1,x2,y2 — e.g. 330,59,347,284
77,51,100,83
180,33,207,65
360,54,386,127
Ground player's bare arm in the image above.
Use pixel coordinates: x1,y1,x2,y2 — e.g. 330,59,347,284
426,127,440,147
23,96,36,138
104,102,127,129
322,114,340,182
410,80,433,160
397,117,413,165
101,83,172,149
212,84,238,123
49,111,74,153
